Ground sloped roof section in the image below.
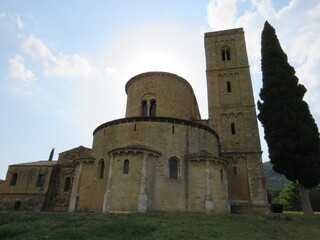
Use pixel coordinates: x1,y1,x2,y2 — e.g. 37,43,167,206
10,161,58,167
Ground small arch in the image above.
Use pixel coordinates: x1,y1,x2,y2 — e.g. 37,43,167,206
169,158,178,179
98,160,105,179
227,81,232,92
123,159,129,174
231,123,236,135
141,100,148,116
64,177,71,192
150,100,156,116
10,173,18,186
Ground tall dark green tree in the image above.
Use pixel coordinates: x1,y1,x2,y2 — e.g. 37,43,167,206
258,21,320,214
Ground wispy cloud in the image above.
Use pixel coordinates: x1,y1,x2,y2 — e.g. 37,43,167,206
20,35,97,79
16,14,25,29
8,55,37,95
0,13,6,18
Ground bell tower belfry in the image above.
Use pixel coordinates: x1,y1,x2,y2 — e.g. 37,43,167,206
204,28,268,211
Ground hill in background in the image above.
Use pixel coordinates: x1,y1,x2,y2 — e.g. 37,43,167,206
263,161,290,189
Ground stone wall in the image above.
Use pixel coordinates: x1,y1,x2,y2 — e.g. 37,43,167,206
125,72,201,121
0,193,46,211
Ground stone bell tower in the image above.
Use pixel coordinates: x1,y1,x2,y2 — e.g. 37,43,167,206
204,28,268,212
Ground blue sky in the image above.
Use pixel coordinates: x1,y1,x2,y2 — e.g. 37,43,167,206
0,0,319,179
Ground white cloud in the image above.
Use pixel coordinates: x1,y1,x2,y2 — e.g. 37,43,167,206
20,35,97,79
0,13,6,18
307,3,320,18
207,0,238,31
8,55,35,83
16,14,25,29
8,55,37,95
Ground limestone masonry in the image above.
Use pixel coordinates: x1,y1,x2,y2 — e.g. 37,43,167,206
0,28,269,213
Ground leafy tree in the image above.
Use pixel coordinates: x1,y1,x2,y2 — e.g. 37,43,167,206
280,183,320,211
258,21,320,214
280,182,301,211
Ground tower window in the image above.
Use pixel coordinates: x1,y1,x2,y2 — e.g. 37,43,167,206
64,177,71,192
169,158,178,179
231,123,236,135
221,47,231,61
123,159,129,174
141,100,148,116
10,173,18,186
36,174,45,186
98,160,105,179
150,100,156,116
220,169,223,183
227,81,232,92
172,125,175,133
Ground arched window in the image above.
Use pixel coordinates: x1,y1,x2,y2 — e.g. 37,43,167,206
150,100,156,116
169,158,178,179
141,100,148,116
10,173,18,186
64,177,71,192
221,47,231,61
227,81,232,92
98,160,105,179
231,123,236,135
123,159,129,174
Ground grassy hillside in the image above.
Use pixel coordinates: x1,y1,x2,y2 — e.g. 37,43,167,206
0,211,320,240
263,161,290,188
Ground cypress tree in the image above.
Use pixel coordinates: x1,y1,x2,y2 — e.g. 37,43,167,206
258,21,320,214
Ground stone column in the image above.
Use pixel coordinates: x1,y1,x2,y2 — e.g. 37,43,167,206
138,152,148,212
205,160,214,213
102,154,114,213
68,162,83,212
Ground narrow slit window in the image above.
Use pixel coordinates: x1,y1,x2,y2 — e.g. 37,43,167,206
227,81,232,92
150,100,156,116
169,158,178,179
233,166,238,176
172,125,175,133
123,159,129,174
10,173,18,186
134,124,136,131
64,177,71,192
36,174,45,186
220,169,223,183
231,123,236,135
141,100,148,116
98,160,105,179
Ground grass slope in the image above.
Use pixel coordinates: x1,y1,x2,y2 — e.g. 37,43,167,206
0,212,319,240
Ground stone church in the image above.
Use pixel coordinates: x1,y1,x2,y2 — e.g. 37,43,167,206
0,28,269,214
